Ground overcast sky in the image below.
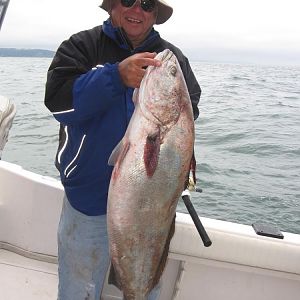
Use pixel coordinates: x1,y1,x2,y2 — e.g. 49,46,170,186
1,0,300,65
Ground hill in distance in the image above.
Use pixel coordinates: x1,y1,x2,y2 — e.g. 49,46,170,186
0,48,55,58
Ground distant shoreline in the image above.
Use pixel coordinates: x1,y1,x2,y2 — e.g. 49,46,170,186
0,48,55,58
1,47,299,67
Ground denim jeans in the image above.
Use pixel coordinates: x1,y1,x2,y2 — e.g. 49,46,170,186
57,196,161,300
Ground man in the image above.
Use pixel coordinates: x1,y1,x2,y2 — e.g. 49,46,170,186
45,0,201,299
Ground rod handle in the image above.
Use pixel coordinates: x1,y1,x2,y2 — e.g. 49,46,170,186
182,193,212,247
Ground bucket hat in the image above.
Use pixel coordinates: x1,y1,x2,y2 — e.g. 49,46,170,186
100,0,173,24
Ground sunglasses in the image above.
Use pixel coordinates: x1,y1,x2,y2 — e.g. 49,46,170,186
120,0,156,13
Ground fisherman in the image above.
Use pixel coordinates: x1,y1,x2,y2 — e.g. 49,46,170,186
44,1,201,299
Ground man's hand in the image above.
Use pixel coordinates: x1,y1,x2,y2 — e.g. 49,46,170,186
118,52,161,88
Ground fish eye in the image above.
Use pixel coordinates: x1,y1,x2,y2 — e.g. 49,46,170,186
169,66,177,77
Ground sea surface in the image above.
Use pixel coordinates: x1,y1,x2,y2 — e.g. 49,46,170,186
1,57,299,234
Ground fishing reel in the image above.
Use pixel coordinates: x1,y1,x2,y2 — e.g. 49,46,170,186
182,176,211,247
187,176,203,193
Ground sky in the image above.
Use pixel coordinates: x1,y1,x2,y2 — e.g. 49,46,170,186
1,0,300,65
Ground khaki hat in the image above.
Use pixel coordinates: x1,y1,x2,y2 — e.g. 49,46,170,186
100,0,173,25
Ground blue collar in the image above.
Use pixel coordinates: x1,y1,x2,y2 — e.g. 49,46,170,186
102,18,160,52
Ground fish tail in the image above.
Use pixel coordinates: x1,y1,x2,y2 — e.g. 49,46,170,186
123,293,147,300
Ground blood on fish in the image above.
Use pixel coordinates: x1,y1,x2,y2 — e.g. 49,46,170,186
143,133,160,177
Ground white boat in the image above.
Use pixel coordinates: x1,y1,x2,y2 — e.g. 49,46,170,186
1,95,300,300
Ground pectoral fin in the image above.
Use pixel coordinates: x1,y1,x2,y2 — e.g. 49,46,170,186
108,138,130,166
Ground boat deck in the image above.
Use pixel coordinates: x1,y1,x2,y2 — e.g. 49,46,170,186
0,249,58,300
0,247,175,300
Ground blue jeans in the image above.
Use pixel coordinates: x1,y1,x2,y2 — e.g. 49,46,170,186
57,196,161,300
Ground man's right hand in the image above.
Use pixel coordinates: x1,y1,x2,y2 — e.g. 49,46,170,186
118,52,161,88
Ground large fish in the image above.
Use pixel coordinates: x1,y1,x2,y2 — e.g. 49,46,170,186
107,49,195,300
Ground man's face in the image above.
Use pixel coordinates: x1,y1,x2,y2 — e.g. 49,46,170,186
111,0,157,46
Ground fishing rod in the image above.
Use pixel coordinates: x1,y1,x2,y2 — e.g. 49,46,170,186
181,178,212,247
0,0,10,31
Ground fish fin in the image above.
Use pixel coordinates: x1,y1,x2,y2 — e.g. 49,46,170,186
108,138,130,166
151,215,176,289
143,131,160,177
108,262,122,290
184,150,197,189
191,151,197,184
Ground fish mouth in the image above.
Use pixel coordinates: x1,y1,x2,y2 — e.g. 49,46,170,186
155,49,174,63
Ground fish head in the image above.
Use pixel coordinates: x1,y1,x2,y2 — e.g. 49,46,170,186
138,49,190,126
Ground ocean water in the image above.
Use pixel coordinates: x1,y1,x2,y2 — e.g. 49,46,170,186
0,57,299,234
